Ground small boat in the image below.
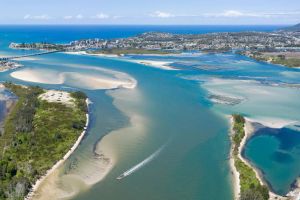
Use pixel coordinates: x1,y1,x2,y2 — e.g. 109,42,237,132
116,174,125,180
115,145,166,180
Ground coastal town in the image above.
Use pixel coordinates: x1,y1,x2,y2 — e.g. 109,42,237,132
9,29,300,53
9,27,300,69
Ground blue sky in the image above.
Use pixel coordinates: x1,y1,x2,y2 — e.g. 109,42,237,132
1,0,299,25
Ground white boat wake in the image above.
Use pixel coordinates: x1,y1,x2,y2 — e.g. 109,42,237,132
116,144,166,180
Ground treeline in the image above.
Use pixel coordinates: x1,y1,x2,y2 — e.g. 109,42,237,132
231,114,269,200
0,83,87,199
71,91,88,113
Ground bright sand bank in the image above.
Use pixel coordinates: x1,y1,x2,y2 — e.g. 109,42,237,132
128,59,179,70
10,69,64,84
64,51,120,58
246,117,297,129
10,68,137,90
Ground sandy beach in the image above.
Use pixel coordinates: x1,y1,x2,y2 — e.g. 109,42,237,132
64,51,120,58
25,99,90,200
237,119,265,186
229,116,241,200
246,117,297,129
129,59,179,70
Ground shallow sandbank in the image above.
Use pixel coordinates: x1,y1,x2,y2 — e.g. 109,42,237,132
10,68,137,90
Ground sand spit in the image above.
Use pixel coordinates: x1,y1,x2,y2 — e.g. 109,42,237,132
228,116,240,200
32,145,114,200
10,67,137,90
246,117,297,129
129,59,179,70
25,99,90,200
64,51,120,58
12,57,40,61
10,69,64,84
63,72,135,90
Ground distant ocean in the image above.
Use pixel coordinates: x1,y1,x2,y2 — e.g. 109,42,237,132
0,25,285,43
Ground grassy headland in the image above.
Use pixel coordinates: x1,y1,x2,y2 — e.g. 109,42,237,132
0,83,87,199
231,114,269,200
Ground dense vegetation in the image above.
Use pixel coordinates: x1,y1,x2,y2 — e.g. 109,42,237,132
231,114,269,200
245,52,300,68
87,48,172,55
270,56,300,68
0,83,87,199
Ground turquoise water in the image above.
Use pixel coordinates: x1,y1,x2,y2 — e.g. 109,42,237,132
0,25,299,199
244,127,300,195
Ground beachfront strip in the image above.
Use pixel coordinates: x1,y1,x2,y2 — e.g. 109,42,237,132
9,31,300,53
0,83,89,199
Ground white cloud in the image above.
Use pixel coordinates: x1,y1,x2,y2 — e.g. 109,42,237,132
92,13,110,19
112,15,122,19
203,10,300,18
150,11,174,18
24,14,51,20
204,10,263,18
75,14,84,19
64,15,73,20
222,10,245,17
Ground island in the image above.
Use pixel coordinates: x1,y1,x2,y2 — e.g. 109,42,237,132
0,83,89,199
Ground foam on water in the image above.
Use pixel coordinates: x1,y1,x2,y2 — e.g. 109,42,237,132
117,143,167,179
